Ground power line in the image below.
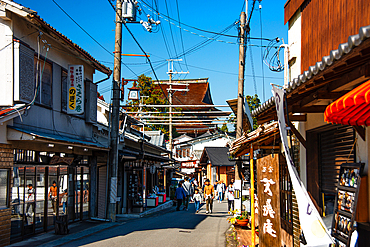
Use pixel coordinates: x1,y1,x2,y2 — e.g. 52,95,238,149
175,0,188,72
259,4,266,102
107,0,169,104
164,0,180,71
51,0,137,77
138,0,271,41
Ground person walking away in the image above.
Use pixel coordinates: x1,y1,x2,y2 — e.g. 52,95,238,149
226,182,235,213
175,183,186,211
203,179,214,214
48,181,58,215
221,180,226,201
216,181,225,203
61,189,68,214
193,189,202,213
26,184,35,216
182,177,191,211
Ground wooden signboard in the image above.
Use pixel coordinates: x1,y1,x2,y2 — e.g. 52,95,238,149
257,154,281,247
331,163,364,247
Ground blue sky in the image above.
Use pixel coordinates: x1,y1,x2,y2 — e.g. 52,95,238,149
16,0,288,106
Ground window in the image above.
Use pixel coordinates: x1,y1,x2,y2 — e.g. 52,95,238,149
61,69,68,112
0,169,9,207
280,156,293,234
34,56,52,106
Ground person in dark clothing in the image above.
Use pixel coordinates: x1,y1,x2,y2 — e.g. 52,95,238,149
174,183,187,211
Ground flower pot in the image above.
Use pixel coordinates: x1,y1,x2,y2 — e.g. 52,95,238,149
236,219,249,226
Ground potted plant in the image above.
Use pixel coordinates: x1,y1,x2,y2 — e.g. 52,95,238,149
235,211,249,226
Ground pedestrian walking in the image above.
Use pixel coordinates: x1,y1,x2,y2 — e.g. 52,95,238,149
226,182,235,213
220,180,226,201
216,181,224,203
182,177,192,211
175,183,187,211
203,179,214,214
193,189,202,213
48,181,58,215
26,184,35,216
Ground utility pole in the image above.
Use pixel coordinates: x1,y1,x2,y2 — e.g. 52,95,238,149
236,11,247,180
108,0,123,222
166,59,189,158
169,70,173,158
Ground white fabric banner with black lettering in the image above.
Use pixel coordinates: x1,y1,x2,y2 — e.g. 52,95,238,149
272,85,333,246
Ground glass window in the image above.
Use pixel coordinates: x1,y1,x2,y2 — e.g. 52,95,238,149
83,167,89,219
34,56,52,106
35,167,45,233
0,169,9,207
11,167,24,240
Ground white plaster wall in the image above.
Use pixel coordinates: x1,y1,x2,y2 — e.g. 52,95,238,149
0,17,13,106
192,137,229,151
288,11,301,80
298,113,326,186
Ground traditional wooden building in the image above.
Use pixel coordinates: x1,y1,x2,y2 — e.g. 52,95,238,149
249,0,370,245
0,1,111,245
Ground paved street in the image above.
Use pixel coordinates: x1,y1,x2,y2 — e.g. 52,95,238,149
63,200,230,247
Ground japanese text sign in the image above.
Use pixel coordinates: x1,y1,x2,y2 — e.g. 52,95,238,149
67,65,84,114
257,154,281,246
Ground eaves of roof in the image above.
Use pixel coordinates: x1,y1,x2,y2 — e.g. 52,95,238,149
29,15,112,76
3,0,112,76
252,25,370,118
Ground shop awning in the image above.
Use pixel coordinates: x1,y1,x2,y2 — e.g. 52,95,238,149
7,126,109,153
324,79,370,126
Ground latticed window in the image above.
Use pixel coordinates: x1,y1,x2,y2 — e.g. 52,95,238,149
280,154,293,234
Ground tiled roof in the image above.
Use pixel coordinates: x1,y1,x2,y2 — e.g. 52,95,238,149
154,78,214,106
252,25,370,117
5,0,111,75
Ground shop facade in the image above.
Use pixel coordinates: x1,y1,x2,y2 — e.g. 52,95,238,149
0,1,111,245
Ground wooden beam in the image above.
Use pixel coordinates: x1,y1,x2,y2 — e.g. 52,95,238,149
289,114,307,122
328,62,370,92
354,125,366,141
257,146,280,150
287,120,307,148
291,105,327,113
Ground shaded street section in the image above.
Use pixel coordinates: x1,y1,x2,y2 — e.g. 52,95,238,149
63,201,230,247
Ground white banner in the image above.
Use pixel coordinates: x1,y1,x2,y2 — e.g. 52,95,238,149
67,65,84,114
272,85,333,246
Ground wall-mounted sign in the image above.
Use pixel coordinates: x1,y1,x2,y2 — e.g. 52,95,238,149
67,65,84,114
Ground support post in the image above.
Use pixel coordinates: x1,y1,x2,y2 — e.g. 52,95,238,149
169,72,173,159
108,0,123,222
250,145,255,247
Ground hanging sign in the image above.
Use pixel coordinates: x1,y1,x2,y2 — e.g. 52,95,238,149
272,85,333,246
257,154,281,246
67,65,84,114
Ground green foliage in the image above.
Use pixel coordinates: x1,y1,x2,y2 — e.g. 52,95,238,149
219,123,229,133
246,94,261,131
126,74,181,138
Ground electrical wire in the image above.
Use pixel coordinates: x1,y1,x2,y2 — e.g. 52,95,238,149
164,0,181,71
138,0,271,41
51,0,137,77
175,0,188,72
259,3,266,102
107,0,169,105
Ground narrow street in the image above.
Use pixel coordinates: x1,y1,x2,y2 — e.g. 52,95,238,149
62,201,230,247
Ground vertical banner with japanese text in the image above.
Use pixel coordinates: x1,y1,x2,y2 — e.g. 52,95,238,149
272,85,333,246
257,154,281,246
67,65,84,114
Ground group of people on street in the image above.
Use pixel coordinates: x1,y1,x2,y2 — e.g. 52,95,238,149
174,177,236,214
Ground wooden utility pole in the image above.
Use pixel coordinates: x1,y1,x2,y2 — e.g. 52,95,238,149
169,71,173,158
235,11,246,180
166,59,188,158
108,0,123,222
